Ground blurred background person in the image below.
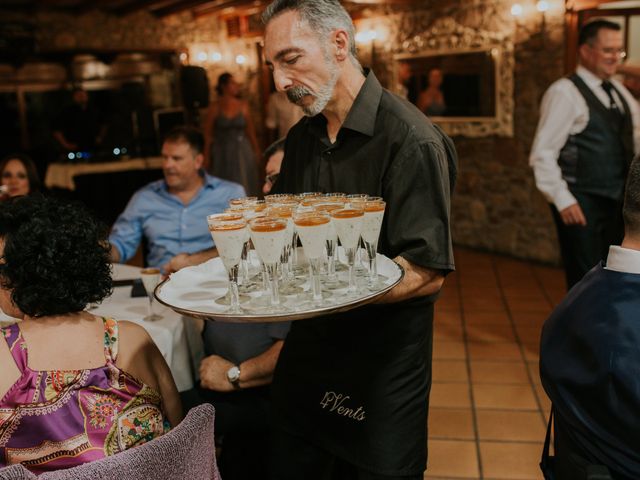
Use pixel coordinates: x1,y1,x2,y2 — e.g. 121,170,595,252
52,86,107,154
0,153,41,199
262,138,285,195
203,72,261,196
417,67,447,116
0,195,182,474
265,89,303,144
109,126,244,274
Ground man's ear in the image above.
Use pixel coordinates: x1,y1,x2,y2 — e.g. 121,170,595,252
195,152,204,169
332,29,350,62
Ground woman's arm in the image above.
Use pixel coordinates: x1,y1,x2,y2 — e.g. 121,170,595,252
117,321,183,427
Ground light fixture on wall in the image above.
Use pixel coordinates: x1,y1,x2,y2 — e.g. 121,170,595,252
210,51,222,62
536,1,550,12
511,3,523,16
235,54,247,65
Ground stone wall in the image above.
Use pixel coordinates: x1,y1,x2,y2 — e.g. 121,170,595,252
34,1,565,264
361,1,564,264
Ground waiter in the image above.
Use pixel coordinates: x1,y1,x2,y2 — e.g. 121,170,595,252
262,1,457,478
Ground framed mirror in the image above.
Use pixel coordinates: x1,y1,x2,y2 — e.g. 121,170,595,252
392,18,514,137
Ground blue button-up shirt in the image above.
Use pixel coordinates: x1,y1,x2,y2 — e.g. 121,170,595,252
109,173,245,268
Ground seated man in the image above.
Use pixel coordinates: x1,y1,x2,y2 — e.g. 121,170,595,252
262,138,285,194
109,125,245,272
540,156,640,479
194,320,289,480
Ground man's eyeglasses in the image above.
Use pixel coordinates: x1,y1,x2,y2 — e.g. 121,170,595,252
265,173,279,185
590,45,626,57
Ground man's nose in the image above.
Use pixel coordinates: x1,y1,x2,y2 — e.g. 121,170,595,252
273,69,293,92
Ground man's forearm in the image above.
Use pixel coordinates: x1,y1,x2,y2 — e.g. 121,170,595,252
237,340,284,389
376,256,445,304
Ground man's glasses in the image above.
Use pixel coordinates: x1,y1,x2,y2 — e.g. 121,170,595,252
590,45,626,58
265,173,279,185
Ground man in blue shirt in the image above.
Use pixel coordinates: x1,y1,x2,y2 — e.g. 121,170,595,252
109,126,245,272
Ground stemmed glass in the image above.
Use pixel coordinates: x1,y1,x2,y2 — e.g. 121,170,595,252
249,217,289,311
330,207,364,295
294,211,330,306
208,213,252,304
208,215,248,313
314,202,347,289
269,204,302,295
140,268,162,321
353,198,386,289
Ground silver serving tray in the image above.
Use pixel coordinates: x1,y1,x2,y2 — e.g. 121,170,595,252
155,249,404,323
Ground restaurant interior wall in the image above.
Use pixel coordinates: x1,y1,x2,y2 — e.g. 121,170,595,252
21,2,567,264
354,0,565,264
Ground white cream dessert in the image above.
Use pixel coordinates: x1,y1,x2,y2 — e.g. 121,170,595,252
140,268,161,295
210,223,247,270
361,204,385,244
294,215,330,259
331,208,364,249
250,220,288,265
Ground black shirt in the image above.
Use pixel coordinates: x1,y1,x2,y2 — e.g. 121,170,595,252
271,71,457,475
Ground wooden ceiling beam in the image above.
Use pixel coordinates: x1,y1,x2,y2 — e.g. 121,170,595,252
152,0,216,17
113,0,183,16
194,0,268,17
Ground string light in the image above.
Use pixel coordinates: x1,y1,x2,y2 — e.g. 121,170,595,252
510,3,523,16
536,1,550,12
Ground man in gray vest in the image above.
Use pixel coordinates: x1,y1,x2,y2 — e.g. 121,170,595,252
530,19,640,289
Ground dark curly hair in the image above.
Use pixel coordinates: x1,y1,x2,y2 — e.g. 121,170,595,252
0,195,112,317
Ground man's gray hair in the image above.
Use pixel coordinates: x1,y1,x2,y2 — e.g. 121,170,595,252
262,0,360,65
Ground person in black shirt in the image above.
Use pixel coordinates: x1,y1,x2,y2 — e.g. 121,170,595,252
53,87,106,153
262,1,457,478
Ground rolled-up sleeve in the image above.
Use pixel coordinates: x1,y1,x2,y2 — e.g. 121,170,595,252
382,138,455,273
109,192,146,263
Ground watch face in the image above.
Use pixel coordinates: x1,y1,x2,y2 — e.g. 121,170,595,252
227,366,240,382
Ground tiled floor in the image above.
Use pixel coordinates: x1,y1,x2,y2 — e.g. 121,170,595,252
425,247,566,480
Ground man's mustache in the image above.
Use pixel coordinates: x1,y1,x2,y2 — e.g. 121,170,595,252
287,85,314,103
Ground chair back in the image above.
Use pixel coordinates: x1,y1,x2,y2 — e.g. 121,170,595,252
38,403,219,480
0,464,36,480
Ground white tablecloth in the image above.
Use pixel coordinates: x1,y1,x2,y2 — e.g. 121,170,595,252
45,157,164,190
0,263,196,392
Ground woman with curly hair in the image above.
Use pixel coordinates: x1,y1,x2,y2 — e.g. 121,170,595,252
0,153,41,199
0,196,182,474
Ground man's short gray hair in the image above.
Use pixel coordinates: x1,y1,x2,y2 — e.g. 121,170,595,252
262,0,360,65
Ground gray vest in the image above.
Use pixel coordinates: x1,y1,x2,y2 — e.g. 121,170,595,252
558,74,634,201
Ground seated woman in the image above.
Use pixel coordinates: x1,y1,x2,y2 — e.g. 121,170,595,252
0,195,182,474
0,154,41,199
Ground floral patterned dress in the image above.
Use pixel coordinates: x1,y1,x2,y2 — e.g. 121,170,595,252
0,318,170,474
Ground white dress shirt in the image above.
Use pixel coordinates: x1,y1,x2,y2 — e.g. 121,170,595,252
605,245,640,274
529,65,640,211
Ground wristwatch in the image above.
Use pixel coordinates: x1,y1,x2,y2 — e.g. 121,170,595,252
226,365,241,388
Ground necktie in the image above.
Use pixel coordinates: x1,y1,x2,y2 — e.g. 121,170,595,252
601,81,623,121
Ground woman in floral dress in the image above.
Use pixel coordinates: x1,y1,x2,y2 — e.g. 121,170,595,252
0,195,182,474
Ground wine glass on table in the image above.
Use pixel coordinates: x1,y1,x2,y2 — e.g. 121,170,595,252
140,267,162,321
330,207,364,295
208,215,248,313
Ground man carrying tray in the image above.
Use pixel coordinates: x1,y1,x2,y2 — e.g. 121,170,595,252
262,0,457,478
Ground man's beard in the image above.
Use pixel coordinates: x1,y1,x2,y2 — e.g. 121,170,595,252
286,59,339,117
